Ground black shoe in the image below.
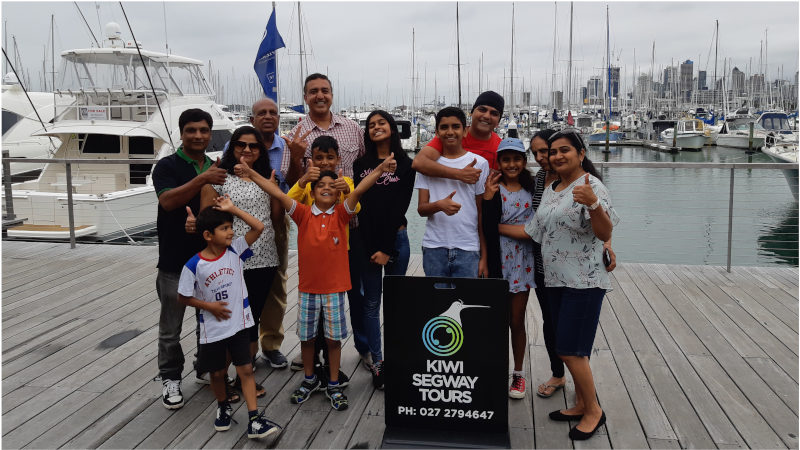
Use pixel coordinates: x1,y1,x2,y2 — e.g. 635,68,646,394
568,412,606,441
317,364,349,388
549,410,584,421
371,360,384,390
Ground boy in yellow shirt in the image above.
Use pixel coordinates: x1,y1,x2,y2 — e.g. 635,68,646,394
288,136,360,217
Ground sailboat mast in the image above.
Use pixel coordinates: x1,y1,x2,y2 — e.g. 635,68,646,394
456,2,462,109
51,14,56,120
550,2,557,109
510,3,515,119
606,5,611,121
412,28,416,121
297,2,306,112
713,19,718,119
479,52,483,93
567,1,573,111
272,2,279,106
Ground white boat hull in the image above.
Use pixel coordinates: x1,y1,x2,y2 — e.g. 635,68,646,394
716,134,766,150
761,144,799,200
5,185,156,239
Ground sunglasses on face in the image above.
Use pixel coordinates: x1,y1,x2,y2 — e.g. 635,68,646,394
231,141,263,151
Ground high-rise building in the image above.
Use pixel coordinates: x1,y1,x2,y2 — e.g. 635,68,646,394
662,66,678,96
731,67,745,95
552,91,563,110
587,76,602,100
698,71,707,90
610,67,620,98
581,86,588,103
680,60,693,97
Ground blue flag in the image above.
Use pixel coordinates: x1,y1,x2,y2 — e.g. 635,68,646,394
254,8,285,101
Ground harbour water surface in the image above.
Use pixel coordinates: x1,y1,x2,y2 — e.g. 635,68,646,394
292,145,798,267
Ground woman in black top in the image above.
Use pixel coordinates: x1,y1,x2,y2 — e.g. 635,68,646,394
351,110,416,390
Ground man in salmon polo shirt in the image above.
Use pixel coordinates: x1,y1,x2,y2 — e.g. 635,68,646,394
412,90,504,183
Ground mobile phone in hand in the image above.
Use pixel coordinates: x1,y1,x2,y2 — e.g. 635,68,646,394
603,248,611,267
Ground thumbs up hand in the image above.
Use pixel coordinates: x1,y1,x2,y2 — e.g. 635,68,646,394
233,156,252,178
333,169,350,194
457,158,481,184
379,152,397,173
184,206,197,234
202,156,227,185
572,173,598,207
298,158,320,188
438,190,462,216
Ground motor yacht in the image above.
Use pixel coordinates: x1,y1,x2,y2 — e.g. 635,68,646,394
660,119,706,150
4,23,239,240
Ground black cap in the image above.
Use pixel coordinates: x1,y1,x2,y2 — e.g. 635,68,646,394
472,91,504,116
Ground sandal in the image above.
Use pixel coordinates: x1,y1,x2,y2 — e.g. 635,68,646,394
234,375,266,398
536,382,565,398
226,383,241,403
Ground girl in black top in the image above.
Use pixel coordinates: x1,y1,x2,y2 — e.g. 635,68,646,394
351,110,416,390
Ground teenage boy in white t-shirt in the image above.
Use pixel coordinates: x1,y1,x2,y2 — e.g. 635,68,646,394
178,195,280,439
415,106,490,278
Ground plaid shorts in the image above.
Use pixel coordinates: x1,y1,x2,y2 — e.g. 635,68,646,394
297,291,348,341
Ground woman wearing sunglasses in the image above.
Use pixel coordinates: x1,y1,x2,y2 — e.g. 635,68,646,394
196,125,283,398
523,129,619,440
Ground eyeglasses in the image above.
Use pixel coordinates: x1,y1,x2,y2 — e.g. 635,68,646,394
231,141,264,151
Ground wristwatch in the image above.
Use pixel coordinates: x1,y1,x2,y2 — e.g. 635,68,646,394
588,199,601,211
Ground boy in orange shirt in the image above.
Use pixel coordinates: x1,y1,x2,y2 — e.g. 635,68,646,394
233,152,396,411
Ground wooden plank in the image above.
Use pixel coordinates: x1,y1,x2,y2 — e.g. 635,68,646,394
1,390,100,448
672,275,767,359
529,343,572,449
594,283,677,441
688,354,788,449
716,285,798,356
745,357,799,415
647,438,682,448
307,351,385,448
345,387,385,449
25,359,161,449
1,386,46,414
62,392,154,449
601,270,713,448
591,348,648,449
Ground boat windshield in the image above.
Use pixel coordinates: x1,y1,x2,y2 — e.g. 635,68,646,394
58,50,212,96
761,115,791,132
731,122,765,131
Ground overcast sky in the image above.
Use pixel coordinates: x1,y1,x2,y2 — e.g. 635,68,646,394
2,1,798,110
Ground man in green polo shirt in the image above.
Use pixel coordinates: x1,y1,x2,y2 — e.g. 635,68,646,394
152,108,227,409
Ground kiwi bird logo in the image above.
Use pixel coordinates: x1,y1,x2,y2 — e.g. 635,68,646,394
422,300,490,356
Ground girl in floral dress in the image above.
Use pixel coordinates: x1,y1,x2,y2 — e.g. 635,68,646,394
481,137,536,399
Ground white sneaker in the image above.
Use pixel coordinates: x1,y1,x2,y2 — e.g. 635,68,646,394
162,379,184,409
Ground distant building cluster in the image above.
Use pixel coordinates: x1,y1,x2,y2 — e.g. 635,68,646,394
569,60,798,112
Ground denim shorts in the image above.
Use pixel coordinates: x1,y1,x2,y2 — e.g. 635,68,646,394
547,287,605,357
422,247,480,278
297,291,348,341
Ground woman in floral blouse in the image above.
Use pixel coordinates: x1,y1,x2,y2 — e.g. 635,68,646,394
524,129,619,441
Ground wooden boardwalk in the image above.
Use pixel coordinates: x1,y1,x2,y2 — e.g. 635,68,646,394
2,240,798,449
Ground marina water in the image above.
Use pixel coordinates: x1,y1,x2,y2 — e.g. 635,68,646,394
289,145,798,267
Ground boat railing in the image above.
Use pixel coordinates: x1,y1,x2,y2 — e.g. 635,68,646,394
55,88,170,123
2,155,798,272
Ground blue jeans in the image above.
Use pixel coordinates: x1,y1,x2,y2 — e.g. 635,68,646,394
422,247,480,278
350,228,411,362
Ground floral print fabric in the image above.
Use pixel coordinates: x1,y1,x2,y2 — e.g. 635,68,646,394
525,174,619,290
499,184,535,293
